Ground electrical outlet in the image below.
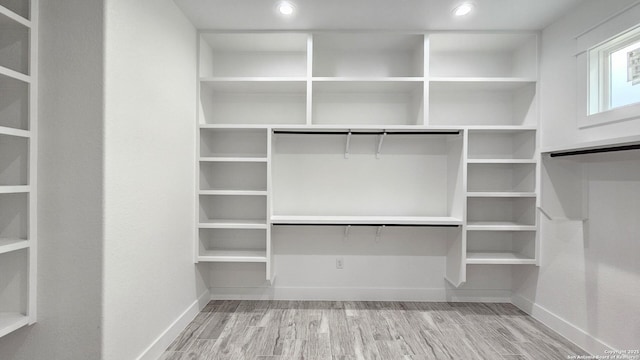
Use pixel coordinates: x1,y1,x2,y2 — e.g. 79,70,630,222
336,257,344,269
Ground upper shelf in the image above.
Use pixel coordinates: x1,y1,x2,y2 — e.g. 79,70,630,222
429,77,536,90
0,4,30,27
313,33,424,77
428,33,537,79
0,8,30,77
199,33,307,78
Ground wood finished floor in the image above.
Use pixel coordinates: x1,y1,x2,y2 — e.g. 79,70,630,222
160,300,587,360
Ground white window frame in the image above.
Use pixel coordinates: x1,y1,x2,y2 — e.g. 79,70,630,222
589,26,640,116
576,3,640,128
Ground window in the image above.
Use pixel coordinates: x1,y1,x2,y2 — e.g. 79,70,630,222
588,25,640,116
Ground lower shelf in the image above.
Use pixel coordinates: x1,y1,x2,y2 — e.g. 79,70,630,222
271,215,462,226
198,250,267,263
466,251,536,265
466,221,536,231
0,239,29,255
199,219,267,229
0,313,29,338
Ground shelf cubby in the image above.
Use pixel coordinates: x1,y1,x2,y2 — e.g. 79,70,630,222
0,192,28,240
198,228,267,263
0,133,28,186
429,33,537,78
0,8,29,76
313,33,424,77
466,231,536,265
0,1,30,21
199,33,307,78
467,163,535,193
199,80,306,125
468,129,536,160
199,161,266,192
200,128,267,158
199,195,267,228
429,80,536,126
467,197,536,229
272,132,462,218
0,248,28,338
0,73,29,130
312,80,424,125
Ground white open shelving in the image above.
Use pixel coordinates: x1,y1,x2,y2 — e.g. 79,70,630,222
0,0,36,339
195,31,539,285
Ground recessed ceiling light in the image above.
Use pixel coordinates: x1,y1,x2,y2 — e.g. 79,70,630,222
277,1,295,16
453,2,474,17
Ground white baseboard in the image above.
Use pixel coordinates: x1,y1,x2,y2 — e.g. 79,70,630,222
136,290,210,360
512,294,613,356
209,286,512,303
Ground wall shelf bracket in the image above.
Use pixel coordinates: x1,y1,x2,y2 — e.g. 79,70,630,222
345,131,352,159
375,225,385,241
376,132,387,159
343,225,351,241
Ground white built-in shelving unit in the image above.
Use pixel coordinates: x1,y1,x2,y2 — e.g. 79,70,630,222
196,31,539,286
0,0,37,338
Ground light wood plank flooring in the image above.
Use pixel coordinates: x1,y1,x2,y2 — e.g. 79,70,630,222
160,300,587,360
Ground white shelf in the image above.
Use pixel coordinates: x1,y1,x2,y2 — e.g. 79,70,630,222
541,134,640,155
199,219,267,229
467,192,536,198
0,186,29,194
313,77,424,82
0,65,30,84
199,190,267,196
201,76,306,82
199,157,267,163
467,222,537,231
271,215,462,226
466,251,536,265
0,126,30,138
199,124,271,130
200,78,306,93
198,250,267,263
0,5,30,28
0,239,29,255
0,313,29,338
430,77,536,90
465,125,537,132
467,159,536,164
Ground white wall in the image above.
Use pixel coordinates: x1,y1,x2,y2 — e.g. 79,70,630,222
538,0,640,149
0,0,104,359
102,0,206,359
513,0,640,355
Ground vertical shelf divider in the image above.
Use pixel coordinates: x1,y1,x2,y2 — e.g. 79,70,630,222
28,0,39,324
266,127,273,282
306,34,313,126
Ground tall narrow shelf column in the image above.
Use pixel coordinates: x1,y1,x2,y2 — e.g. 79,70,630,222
428,33,540,286
0,0,37,338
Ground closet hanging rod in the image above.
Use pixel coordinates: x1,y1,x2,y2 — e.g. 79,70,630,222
549,143,640,157
273,130,461,135
272,223,460,228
